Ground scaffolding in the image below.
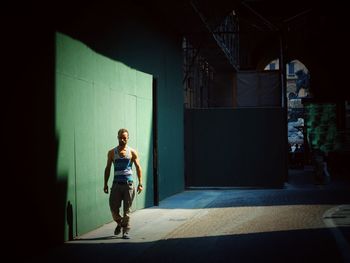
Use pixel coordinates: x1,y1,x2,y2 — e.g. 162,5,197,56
212,10,240,69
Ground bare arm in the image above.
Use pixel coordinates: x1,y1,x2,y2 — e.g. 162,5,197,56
104,150,113,194
132,149,143,194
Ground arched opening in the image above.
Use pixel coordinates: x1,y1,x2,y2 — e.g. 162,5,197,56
265,58,315,183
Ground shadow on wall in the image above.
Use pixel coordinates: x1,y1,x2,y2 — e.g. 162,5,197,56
67,200,74,241
56,2,178,77
144,131,155,209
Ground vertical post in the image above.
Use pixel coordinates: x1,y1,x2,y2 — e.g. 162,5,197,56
152,77,159,206
279,32,289,182
279,34,287,109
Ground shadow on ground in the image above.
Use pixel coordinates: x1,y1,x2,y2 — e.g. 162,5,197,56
40,227,345,263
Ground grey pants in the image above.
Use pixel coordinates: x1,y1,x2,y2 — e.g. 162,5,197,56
109,182,135,231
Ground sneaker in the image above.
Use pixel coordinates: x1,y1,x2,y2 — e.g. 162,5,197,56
122,231,130,239
114,225,121,235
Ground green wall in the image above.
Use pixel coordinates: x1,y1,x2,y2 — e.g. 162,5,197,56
55,8,185,238
56,32,153,238
55,4,185,240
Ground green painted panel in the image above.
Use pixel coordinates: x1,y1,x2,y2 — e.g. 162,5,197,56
56,33,95,81
125,94,137,148
93,83,113,224
136,97,153,209
109,89,126,129
93,54,119,88
119,64,137,96
136,71,153,99
74,81,97,236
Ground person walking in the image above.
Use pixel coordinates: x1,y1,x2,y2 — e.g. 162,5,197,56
104,128,143,239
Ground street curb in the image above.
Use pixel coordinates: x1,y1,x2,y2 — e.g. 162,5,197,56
323,205,350,263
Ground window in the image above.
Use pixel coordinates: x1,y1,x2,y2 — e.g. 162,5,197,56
288,62,295,76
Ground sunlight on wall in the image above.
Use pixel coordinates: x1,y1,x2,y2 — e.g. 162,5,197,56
55,32,153,239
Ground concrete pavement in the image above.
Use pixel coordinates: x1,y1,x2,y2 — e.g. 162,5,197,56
36,172,350,263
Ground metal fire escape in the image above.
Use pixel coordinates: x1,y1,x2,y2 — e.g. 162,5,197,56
183,2,239,108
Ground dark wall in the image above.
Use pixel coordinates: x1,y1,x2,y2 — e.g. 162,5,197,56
3,7,60,261
210,73,235,107
185,108,287,188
